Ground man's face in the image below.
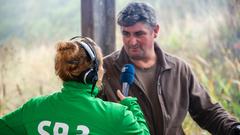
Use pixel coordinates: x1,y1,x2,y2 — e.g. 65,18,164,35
120,22,159,60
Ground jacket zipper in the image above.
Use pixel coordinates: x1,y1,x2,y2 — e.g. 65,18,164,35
134,79,159,135
157,69,171,135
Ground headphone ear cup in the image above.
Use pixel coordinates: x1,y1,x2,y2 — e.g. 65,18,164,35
86,69,98,84
79,68,98,84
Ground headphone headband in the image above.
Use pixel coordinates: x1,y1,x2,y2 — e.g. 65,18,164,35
70,36,97,62
80,41,96,61
69,36,99,87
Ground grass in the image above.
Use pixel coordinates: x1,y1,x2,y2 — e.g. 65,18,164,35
0,39,61,115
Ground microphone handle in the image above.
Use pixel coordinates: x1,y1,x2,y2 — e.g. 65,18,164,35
122,83,129,97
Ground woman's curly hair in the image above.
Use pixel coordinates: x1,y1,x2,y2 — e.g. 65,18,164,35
55,37,103,87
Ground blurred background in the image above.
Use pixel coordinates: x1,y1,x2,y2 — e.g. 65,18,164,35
0,0,239,134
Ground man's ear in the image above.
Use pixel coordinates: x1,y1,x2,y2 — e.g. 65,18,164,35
153,24,160,38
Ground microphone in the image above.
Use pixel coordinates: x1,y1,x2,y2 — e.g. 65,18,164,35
120,64,135,96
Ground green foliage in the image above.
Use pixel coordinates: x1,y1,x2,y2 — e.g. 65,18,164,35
191,56,240,118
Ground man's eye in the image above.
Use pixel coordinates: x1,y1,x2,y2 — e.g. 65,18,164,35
135,32,145,37
122,31,130,37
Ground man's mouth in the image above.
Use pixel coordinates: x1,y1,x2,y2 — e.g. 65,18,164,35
129,47,139,52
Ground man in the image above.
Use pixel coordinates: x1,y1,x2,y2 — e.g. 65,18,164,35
99,2,240,135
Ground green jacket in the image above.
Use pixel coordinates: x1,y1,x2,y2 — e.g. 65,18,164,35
0,81,149,135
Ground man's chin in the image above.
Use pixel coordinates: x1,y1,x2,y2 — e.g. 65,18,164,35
129,55,144,60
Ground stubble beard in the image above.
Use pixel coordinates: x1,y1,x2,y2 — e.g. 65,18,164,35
126,46,145,60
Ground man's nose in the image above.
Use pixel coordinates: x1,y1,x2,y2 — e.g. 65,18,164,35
128,36,137,45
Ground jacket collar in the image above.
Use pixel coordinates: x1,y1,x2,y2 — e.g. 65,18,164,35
62,81,99,97
114,42,173,71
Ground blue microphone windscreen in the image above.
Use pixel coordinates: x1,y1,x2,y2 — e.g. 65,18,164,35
120,64,135,84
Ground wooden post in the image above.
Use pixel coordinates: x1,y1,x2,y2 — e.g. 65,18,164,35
81,0,94,38
81,0,116,56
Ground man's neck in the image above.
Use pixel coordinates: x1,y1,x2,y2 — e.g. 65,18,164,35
131,54,157,69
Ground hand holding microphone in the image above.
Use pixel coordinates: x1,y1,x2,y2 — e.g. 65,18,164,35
116,90,125,100
120,64,135,97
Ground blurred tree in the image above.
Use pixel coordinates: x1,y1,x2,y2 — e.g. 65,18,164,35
81,0,115,56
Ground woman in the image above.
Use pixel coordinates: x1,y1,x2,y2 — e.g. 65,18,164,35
0,36,150,135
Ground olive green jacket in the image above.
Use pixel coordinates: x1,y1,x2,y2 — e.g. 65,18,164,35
99,44,239,135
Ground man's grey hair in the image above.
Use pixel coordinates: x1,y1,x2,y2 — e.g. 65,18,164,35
117,2,157,28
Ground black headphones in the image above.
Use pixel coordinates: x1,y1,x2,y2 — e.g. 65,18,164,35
69,36,99,86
